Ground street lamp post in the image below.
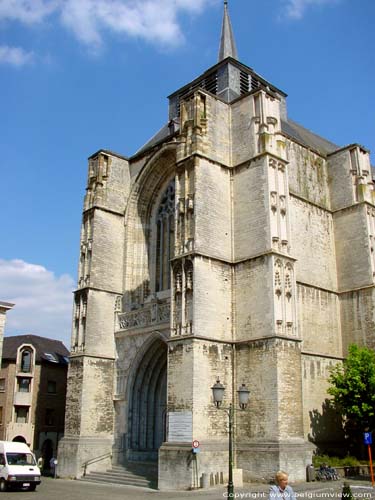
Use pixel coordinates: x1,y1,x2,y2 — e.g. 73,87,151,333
211,380,250,499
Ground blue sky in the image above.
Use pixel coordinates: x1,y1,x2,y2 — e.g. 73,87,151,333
1,0,374,348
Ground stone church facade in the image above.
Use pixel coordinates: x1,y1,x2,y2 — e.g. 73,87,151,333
58,3,375,489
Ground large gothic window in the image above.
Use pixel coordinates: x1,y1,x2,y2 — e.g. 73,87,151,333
156,180,175,292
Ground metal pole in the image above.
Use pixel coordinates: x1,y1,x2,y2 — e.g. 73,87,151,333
227,403,234,498
368,444,374,487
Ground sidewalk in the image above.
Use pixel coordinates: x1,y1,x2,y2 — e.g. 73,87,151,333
25,476,375,500
213,478,374,500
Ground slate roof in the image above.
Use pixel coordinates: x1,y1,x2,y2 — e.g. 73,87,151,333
134,122,174,156
2,335,69,365
281,118,339,156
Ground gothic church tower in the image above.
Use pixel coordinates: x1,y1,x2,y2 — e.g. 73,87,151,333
58,1,375,489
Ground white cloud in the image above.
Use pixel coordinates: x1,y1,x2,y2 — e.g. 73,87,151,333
0,0,59,24
60,0,215,49
0,45,34,66
0,0,216,52
0,259,75,348
282,0,340,20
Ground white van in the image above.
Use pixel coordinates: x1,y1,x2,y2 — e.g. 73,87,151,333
0,441,41,492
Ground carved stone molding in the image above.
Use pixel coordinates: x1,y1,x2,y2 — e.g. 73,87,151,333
117,301,170,331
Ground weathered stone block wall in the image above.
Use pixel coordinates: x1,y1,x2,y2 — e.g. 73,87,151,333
233,159,270,260
83,356,114,435
236,339,303,441
160,339,234,490
231,95,257,164
287,142,330,209
103,156,130,213
58,435,113,478
297,285,341,355
290,197,337,290
91,210,124,293
301,355,344,446
167,340,194,412
167,339,233,439
328,146,373,211
340,288,375,352
158,444,195,490
64,356,114,437
204,96,231,166
334,205,372,291
192,340,233,440
231,92,283,166
237,442,310,483
234,256,273,341
85,290,117,357
193,256,232,341
327,149,354,210
194,159,232,261
64,357,84,435
85,153,129,215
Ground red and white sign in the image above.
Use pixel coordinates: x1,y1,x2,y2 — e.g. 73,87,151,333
192,440,200,449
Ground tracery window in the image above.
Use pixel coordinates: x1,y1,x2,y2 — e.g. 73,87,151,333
156,180,175,292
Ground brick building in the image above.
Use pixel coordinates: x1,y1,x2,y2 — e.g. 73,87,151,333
0,335,69,468
58,2,374,489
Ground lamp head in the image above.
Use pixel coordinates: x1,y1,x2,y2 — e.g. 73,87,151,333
211,379,225,408
237,383,250,409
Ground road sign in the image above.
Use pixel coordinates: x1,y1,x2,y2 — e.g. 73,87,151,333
192,440,200,449
364,432,373,445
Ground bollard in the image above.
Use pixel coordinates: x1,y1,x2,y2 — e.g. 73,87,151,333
306,464,315,482
202,473,210,489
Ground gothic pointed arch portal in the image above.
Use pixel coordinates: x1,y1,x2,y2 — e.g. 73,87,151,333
128,337,167,461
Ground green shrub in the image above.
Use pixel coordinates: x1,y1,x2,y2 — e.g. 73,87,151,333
342,482,354,500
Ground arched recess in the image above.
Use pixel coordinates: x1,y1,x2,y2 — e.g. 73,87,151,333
127,336,168,461
12,435,26,443
123,144,177,307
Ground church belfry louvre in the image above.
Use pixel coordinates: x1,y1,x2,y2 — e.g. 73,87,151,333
58,1,375,489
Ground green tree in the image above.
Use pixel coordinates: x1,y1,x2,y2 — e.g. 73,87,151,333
328,344,375,436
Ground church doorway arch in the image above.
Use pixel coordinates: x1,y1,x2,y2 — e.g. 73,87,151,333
128,337,167,462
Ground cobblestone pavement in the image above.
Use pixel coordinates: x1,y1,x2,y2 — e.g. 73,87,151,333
4,477,374,500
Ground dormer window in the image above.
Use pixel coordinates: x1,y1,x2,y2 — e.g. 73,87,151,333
43,353,58,363
20,350,32,373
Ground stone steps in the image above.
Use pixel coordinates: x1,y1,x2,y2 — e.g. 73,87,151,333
79,462,158,489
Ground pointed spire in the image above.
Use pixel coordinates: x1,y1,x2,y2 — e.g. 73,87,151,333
218,0,238,62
